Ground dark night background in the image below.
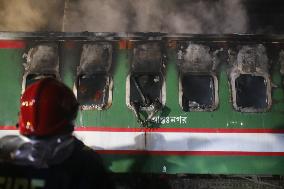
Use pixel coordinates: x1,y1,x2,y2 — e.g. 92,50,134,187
245,0,284,33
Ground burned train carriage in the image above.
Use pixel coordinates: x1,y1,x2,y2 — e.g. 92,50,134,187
0,33,284,175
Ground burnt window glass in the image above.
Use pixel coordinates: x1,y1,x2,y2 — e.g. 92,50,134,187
181,74,215,111
77,74,110,110
130,73,163,107
235,74,267,110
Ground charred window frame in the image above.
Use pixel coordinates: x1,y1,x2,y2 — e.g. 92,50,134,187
127,73,165,109
22,43,60,93
126,41,166,123
176,43,219,112
228,44,272,112
75,42,113,110
180,74,218,111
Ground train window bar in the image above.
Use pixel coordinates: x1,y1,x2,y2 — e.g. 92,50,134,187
126,41,165,126
75,42,113,110
176,43,220,112
228,44,272,112
22,43,60,93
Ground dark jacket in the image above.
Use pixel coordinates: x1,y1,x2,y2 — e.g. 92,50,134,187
0,135,112,189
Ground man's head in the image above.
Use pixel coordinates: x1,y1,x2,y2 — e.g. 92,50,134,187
18,78,79,137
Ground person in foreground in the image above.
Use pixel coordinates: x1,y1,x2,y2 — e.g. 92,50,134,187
0,78,112,189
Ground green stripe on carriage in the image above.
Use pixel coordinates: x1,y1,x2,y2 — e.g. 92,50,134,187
102,154,284,175
0,49,23,125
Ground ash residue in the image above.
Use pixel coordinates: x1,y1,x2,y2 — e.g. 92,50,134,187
228,44,271,112
228,44,269,75
78,43,113,75
132,42,164,73
177,44,220,73
23,44,59,74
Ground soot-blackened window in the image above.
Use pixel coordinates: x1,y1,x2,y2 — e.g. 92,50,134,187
22,43,60,92
130,73,163,107
127,42,165,110
77,74,111,110
181,74,215,111
235,74,268,110
76,43,113,110
127,41,165,126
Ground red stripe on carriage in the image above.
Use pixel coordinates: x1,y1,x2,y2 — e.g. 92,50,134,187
1,126,284,133
96,150,284,156
0,40,26,48
73,127,284,133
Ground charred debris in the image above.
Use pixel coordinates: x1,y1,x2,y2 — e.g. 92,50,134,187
13,32,284,127
127,41,166,126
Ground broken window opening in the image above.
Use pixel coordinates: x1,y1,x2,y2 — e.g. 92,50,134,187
128,73,164,126
76,42,113,110
228,44,271,112
130,73,163,108
22,43,60,93
181,74,217,112
235,74,268,111
77,74,111,110
176,43,220,112
127,41,165,127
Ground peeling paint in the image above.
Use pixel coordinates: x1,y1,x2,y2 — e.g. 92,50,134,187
131,42,165,73
78,43,112,75
176,43,221,73
21,43,60,93
23,43,59,74
228,44,269,75
176,43,220,112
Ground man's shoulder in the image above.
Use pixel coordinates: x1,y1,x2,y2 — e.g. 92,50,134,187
73,137,101,158
61,137,112,188
64,137,105,170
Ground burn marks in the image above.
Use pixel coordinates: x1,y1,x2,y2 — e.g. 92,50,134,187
176,43,220,111
76,42,113,110
20,36,284,116
127,41,165,126
22,43,59,92
228,44,271,112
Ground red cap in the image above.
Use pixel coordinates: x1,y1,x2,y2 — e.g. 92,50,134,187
19,78,78,137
